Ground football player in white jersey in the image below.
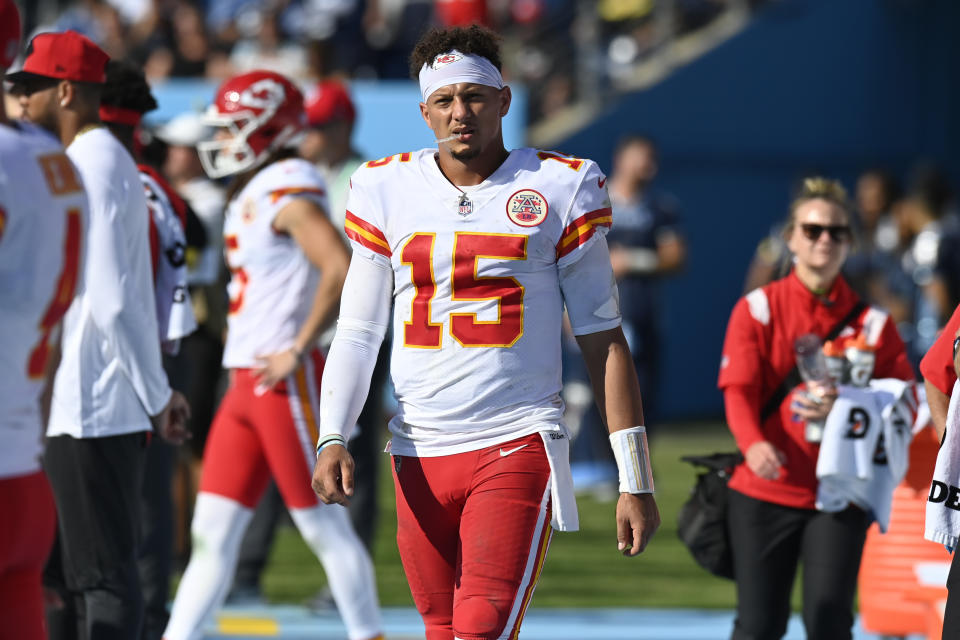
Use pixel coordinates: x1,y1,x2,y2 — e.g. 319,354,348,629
312,25,660,640
163,70,384,640
0,1,87,637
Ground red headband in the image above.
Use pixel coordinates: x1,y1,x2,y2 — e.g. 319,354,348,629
99,105,142,127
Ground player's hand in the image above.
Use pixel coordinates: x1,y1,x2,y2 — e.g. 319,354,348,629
616,492,659,557
745,440,785,480
312,445,355,506
253,349,300,392
151,390,192,445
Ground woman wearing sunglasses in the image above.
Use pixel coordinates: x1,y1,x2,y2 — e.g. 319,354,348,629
717,177,914,640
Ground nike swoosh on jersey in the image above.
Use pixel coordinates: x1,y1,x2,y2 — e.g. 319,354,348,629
597,176,607,189
499,444,529,457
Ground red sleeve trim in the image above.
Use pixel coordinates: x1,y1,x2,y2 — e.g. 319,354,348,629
269,186,326,204
344,210,391,258
556,207,612,259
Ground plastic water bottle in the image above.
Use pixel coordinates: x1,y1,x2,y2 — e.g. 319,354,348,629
795,333,831,442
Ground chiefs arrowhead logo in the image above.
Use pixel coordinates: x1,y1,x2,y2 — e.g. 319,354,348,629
431,52,464,69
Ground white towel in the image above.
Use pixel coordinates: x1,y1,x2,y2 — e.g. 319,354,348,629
539,430,579,532
816,379,916,531
925,379,960,549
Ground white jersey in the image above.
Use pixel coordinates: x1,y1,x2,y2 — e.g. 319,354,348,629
816,379,917,531
50,127,172,438
344,148,617,455
0,122,87,478
222,158,328,368
141,168,196,353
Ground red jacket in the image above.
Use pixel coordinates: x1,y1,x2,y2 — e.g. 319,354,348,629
920,303,960,395
718,271,914,508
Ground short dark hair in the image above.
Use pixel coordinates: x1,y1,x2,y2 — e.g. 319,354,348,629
409,24,502,80
100,59,157,115
615,134,657,158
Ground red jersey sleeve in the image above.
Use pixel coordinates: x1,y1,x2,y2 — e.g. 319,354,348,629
718,296,768,450
920,303,960,395
718,296,765,389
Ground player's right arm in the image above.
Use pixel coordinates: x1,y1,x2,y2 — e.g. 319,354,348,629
312,170,393,505
312,252,392,505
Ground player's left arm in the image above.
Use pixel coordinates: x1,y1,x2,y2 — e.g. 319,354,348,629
559,231,660,557
255,198,349,388
577,328,660,557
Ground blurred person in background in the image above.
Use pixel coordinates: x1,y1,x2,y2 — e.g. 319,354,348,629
163,69,383,640
893,164,960,368
228,6,309,79
565,134,685,492
156,111,229,461
99,59,200,640
0,3,88,637
606,134,685,427
7,30,190,639
718,177,913,640
228,79,385,607
155,110,232,574
842,168,910,321
300,80,365,230
140,2,230,81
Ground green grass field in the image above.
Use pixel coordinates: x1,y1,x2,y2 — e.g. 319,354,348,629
257,421,771,609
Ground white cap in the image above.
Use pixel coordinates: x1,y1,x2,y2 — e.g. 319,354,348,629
155,112,211,147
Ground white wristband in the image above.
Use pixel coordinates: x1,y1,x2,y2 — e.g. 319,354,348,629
609,426,655,494
316,434,346,458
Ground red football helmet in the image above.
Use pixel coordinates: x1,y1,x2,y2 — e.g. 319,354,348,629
198,70,306,179
0,0,21,69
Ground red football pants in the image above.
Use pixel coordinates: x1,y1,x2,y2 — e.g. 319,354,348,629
0,470,56,640
392,433,553,640
200,351,325,509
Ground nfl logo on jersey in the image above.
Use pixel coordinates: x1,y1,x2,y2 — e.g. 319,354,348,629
458,194,473,217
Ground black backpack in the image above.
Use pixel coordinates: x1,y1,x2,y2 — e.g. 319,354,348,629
676,452,743,580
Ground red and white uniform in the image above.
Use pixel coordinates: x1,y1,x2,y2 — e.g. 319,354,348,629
0,121,86,640
344,148,617,456
331,147,617,640
166,158,383,640
718,272,914,509
0,122,87,478
222,158,325,368
203,157,329,506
